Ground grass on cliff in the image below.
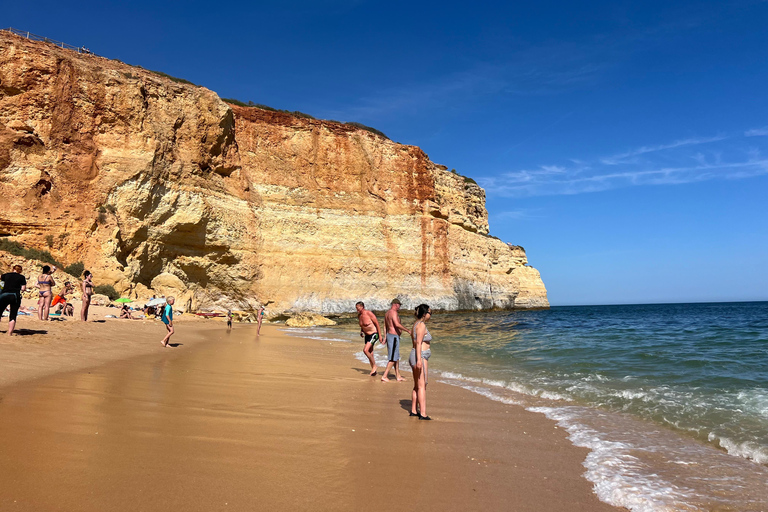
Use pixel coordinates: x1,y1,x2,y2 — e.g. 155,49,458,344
0,239,61,267
221,99,316,119
221,99,390,139
94,284,119,301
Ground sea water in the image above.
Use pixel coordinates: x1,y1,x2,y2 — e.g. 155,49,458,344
284,302,768,511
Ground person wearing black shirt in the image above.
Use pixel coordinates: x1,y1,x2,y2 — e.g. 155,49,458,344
0,265,27,336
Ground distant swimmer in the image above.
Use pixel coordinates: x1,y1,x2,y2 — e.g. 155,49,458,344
160,296,175,347
382,298,411,382
356,301,383,376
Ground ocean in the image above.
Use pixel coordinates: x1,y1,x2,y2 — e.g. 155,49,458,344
283,301,768,512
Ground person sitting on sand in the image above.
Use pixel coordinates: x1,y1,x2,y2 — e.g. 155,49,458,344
382,298,412,382
37,265,57,321
409,304,433,420
64,303,74,317
257,306,265,335
160,296,175,347
0,264,27,336
51,281,73,310
81,271,94,321
119,304,134,319
356,301,383,376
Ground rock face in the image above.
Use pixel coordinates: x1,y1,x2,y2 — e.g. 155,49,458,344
0,31,548,314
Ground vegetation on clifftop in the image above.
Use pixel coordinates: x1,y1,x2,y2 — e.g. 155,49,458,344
221,99,390,139
0,239,61,267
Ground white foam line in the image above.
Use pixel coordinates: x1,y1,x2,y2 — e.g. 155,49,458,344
529,406,701,512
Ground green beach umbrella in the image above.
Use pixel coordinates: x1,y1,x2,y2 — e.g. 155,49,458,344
114,298,132,303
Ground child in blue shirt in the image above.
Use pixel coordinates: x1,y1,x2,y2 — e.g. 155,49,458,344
160,296,175,347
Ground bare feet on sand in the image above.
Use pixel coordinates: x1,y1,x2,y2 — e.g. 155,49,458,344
369,367,377,376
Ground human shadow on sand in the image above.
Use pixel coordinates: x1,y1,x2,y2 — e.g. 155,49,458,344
11,329,49,336
398,399,413,412
351,367,380,376
167,343,183,348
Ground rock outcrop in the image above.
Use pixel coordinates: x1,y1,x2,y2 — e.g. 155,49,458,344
0,31,548,314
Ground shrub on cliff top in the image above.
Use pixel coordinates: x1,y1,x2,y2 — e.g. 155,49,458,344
0,239,61,267
221,99,317,119
222,98,248,107
94,284,119,301
63,261,85,278
346,122,389,140
147,69,196,86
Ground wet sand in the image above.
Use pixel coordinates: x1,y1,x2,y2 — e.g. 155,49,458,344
0,322,621,511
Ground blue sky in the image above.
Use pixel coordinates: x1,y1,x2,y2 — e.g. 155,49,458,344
5,1,767,305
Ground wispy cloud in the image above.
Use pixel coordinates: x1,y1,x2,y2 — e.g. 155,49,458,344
490,209,539,221
745,127,768,136
481,133,768,197
600,136,728,164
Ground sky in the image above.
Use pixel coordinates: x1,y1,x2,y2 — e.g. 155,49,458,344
5,1,767,305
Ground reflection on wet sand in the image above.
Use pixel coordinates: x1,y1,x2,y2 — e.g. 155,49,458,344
0,326,617,512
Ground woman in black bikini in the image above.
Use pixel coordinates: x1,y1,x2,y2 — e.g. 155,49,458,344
81,270,94,322
37,265,57,321
409,304,433,420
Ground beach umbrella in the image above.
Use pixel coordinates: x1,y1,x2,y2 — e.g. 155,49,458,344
114,298,132,303
145,297,167,307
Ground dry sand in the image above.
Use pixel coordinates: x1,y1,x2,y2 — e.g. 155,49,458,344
0,311,621,511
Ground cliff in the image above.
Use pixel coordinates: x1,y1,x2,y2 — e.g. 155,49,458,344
0,31,548,314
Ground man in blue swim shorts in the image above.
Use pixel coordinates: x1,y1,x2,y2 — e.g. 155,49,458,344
382,298,412,382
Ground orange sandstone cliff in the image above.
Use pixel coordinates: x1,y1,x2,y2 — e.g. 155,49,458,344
0,31,548,314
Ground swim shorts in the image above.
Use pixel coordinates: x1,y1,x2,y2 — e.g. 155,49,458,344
386,333,400,362
364,333,379,345
51,295,66,307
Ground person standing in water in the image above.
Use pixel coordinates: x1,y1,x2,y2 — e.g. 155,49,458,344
382,298,411,382
36,265,56,321
160,296,175,347
256,305,265,335
409,304,433,420
80,271,94,321
0,265,27,336
356,301,383,376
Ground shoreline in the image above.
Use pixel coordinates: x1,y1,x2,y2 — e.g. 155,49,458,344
0,318,619,511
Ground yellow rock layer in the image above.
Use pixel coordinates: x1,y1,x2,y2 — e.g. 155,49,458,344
0,31,548,314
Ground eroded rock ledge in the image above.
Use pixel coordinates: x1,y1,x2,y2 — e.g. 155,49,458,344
0,31,548,314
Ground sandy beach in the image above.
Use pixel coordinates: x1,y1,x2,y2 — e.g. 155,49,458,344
0,316,620,511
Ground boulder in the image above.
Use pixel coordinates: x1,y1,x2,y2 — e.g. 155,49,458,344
285,313,337,327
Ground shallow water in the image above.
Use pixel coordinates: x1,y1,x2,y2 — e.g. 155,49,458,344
292,302,768,511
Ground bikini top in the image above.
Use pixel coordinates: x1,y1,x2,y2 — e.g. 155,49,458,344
38,276,51,285
416,321,433,343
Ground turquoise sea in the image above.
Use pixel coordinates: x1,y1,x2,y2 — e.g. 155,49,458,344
285,301,768,512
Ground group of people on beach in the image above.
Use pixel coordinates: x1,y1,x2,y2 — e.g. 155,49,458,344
357,299,434,420
0,264,98,335
0,264,178,347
